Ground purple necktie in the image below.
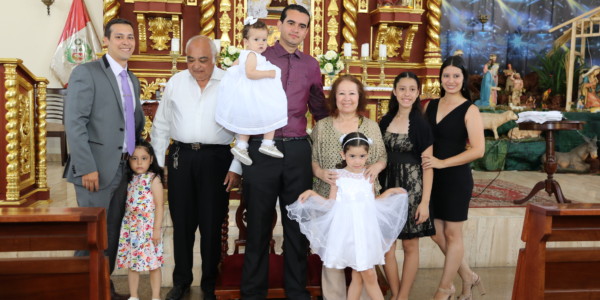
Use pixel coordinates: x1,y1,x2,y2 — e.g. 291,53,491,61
119,70,135,155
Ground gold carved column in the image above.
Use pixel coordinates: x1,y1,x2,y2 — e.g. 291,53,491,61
1,59,50,207
199,0,216,38
424,0,442,64
342,0,359,57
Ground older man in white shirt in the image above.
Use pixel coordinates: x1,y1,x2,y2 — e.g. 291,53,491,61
151,35,241,300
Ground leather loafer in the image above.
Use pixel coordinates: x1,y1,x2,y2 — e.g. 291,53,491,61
166,284,190,300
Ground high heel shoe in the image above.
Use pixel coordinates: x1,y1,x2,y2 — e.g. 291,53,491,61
433,285,456,300
457,272,486,300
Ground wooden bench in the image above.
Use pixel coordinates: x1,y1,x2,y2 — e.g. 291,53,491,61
512,203,600,300
0,207,110,300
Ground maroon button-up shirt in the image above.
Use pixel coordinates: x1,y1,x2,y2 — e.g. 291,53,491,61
263,42,328,138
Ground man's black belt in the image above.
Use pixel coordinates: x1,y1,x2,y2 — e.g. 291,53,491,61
172,140,229,151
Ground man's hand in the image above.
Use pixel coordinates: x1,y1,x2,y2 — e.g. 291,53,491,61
82,171,99,192
223,171,241,192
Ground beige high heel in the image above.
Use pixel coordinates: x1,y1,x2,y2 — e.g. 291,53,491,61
457,272,486,300
433,285,456,300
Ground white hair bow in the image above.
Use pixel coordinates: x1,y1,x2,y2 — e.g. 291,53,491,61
244,16,258,26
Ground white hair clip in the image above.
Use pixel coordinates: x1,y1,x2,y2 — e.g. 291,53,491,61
339,134,348,144
244,16,258,26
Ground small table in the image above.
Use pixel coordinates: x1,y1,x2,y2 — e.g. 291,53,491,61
513,120,584,204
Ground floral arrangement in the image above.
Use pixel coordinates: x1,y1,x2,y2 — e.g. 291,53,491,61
220,45,242,69
317,50,344,76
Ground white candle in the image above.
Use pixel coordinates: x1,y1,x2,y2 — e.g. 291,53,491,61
213,39,221,54
344,43,352,57
171,38,180,52
361,43,369,58
379,44,387,59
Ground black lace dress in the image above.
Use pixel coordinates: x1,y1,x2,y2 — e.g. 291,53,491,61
379,132,436,239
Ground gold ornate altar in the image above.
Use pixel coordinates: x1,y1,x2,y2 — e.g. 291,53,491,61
0,59,50,207
104,0,442,124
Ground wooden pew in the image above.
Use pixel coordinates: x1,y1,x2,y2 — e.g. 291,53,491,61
0,207,109,300
512,203,600,300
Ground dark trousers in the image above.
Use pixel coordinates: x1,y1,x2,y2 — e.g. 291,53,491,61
167,144,232,295
241,139,312,300
74,160,128,276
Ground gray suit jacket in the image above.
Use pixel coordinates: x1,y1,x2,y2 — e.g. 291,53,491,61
64,55,144,189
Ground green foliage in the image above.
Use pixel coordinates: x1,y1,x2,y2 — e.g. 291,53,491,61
533,47,567,96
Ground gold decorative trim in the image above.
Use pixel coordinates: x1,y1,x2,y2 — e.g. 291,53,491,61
325,0,338,52
311,0,324,56
17,77,35,190
148,17,174,51
140,78,168,100
141,116,153,140
374,24,403,59
342,0,359,57
35,81,48,189
422,76,441,99
233,0,245,47
358,0,368,13
402,24,419,61
187,0,198,5
172,15,181,40
366,103,377,121
4,63,19,202
377,99,389,121
200,0,216,38
137,14,148,52
219,0,232,47
424,0,442,64
103,0,120,27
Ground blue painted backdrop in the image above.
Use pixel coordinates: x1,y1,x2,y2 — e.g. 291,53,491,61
441,0,599,76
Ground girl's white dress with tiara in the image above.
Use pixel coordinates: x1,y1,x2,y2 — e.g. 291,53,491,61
216,50,288,134
287,168,408,271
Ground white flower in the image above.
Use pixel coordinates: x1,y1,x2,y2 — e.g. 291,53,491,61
336,60,344,71
324,50,337,60
227,46,238,55
223,57,233,66
323,63,334,74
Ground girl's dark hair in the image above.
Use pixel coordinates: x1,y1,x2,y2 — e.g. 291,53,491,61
385,72,422,119
242,20,268,39
336,132,370,169
439,55,471,101
326,75,368,117
127,140,165,184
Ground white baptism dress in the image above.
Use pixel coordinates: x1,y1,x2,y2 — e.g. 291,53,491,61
287,168,408,271
215,50,288,134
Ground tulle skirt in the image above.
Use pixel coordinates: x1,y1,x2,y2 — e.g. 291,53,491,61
287,193,408,271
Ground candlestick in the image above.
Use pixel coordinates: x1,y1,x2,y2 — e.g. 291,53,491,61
379,44,387,60
343,56,351,74
360,57,369,85
378,58,388,87
171,38,180,52
344,43,352,58
170,51,180,75
361,43,369,59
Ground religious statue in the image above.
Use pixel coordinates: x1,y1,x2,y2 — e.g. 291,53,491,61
577,66,600,110
503,63,514,93
510,73,524,107
488,54,500,105
476,57,500,107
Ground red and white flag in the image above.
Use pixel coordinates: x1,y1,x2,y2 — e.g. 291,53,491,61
50,0,101,86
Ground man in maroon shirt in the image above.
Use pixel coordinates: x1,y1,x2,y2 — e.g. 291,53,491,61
240,4,328,300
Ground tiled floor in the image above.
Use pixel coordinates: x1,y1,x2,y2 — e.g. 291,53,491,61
41,162,599,299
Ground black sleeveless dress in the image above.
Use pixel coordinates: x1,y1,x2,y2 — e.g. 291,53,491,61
425,99,473,222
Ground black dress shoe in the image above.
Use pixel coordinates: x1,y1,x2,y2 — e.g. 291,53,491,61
110,290,130,300
204,294,216,300
166,284,190,300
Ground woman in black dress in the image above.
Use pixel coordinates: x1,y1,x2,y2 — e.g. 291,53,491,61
422,56,485,300
379,72,435,300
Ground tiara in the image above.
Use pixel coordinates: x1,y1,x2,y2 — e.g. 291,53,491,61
244,16,258,26
339,134,373,147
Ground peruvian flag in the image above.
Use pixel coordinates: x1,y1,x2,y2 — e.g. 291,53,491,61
50,0,101,86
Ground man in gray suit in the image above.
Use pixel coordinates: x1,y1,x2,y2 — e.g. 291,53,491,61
64,18,144,300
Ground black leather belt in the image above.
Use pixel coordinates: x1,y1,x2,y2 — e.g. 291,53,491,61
120,152,130,161
250,135,309,142
388,151,420,164
172,140,229,151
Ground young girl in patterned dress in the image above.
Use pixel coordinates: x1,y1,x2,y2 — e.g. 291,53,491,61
117,141,165,300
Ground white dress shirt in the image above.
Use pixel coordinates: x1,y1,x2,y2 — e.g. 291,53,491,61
105,53,136,154
151,68,241,174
